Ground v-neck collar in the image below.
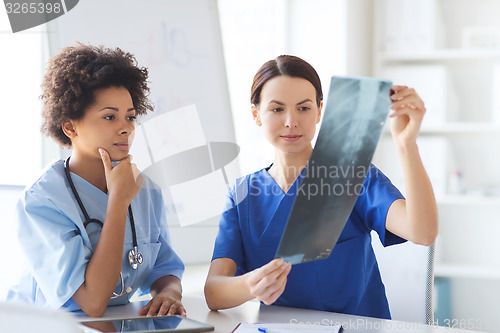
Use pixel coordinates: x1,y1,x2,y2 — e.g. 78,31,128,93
66,158,121,197
253,166,307,246
262,164,307,196
69,170,109,200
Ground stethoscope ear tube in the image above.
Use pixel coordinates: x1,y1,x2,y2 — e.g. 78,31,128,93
65,157,93,224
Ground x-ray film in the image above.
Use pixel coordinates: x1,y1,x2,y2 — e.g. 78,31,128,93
275,76,393,264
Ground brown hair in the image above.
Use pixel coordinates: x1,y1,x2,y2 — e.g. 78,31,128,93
250,55,323,107
40,43,153,147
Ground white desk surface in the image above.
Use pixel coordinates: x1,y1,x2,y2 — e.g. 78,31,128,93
75,295,481,333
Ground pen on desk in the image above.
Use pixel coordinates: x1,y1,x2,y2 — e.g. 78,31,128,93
258,327,281,333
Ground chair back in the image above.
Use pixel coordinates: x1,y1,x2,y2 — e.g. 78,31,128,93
372,231,434,324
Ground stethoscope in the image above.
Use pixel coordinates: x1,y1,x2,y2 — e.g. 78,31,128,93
64,157,143,298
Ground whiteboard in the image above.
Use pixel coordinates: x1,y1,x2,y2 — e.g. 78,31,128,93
46,0,234,144
45,0,237,264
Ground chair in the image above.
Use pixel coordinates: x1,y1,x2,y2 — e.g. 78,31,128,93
371,231,435,324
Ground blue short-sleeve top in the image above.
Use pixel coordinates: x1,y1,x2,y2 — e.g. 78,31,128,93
7,160,184,311
212,164,405,319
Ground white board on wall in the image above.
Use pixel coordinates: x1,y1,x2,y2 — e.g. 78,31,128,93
45,0,238,264
46,0,233,144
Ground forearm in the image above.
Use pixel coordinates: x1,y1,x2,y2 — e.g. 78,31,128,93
72,195,129,316
204,274,254,310
397,141,438,245
151,275,182,297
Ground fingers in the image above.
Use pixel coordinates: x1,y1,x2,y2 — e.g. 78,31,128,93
177,305,187,317
169,303,187,317
259,263,291,305
391,95,424,110
98,149,138,178
263,278,288,305
162,302,187,316
247,259,285,289
146,299,161,317
391,85,413,96
391,85,407,92
101,152,142,201
139,298,165,317
391,86,423,104
138,300,152,316
390,86,426,118
247,259,292,305
138,298,186,317
255,259,288,277
98,148,112,172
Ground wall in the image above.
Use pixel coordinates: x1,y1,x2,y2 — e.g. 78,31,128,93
0,185,26,298
219,0,349,176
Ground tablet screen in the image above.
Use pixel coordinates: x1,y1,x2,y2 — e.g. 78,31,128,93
80,315,214,333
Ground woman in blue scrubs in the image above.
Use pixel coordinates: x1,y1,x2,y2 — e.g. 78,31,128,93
7,44,185,317
204,55,438,319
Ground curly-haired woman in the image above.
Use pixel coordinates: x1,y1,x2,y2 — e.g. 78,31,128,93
7,43,185,317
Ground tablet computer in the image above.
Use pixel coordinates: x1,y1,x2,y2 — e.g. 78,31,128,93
79,315,214,333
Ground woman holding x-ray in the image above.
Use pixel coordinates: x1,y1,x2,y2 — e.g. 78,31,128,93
204,55,439,319
7,43,185,317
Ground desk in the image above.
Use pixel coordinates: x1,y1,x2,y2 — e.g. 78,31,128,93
76,295,481,333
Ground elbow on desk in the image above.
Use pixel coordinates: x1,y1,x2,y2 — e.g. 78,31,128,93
75,297,109,317
205,300,220,311
72,282,114,317
204,283,230,311
203,285,218,311
204,299,232,311
80,301,108,317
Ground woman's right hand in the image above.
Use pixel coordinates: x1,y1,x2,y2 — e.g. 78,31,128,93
99,148,143,204
244,258,292,305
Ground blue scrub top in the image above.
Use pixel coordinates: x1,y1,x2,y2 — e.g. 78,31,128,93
7,160,184,311
212,164,405,319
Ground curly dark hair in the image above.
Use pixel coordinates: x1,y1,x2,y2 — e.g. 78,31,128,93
40,43,154,147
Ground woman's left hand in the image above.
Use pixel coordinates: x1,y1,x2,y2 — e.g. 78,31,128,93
138,287,186,317
389,85,426,146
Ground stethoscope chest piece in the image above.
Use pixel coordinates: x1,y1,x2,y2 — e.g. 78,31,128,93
128,246,143,270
